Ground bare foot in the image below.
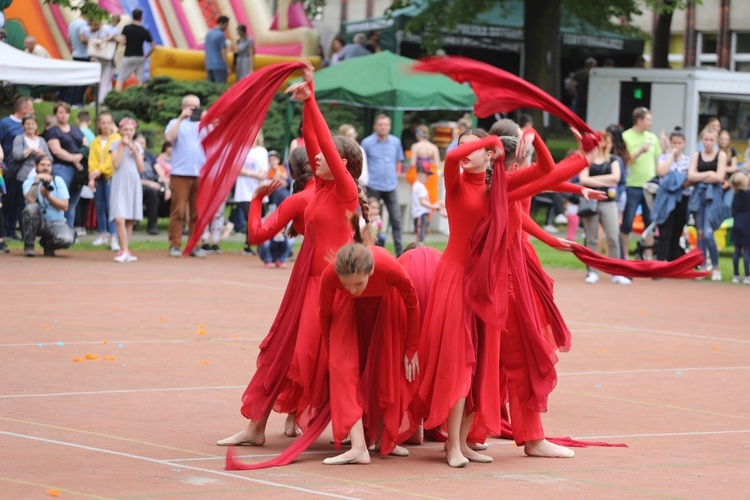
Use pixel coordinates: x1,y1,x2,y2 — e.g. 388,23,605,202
524,439,574,458
322,448,370,465
284,414,300,437
445,444,469,468
460,445,493,463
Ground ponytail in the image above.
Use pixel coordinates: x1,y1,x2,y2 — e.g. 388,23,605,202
352,177,375,246
286,147,313,238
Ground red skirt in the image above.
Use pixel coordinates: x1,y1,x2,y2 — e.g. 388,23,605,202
397,246,442,328
329,291,419,455
523,240,571,352
239,228,327,431
415,261,502,436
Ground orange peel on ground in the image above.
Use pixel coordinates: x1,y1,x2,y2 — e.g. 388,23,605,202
73,357,85,363
199,360,210,365
84,353,99,360
46,489,61,497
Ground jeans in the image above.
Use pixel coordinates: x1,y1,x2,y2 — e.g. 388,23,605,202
259,238,292,263
695,203,719,268
230,201,250,233
620,186,652,235
268,187,290,208
22,203,76,251
414,213,429,243
366,187,403,255
582,201,620,269
94,177,116,234
2,179,25,237
656,196,688,262
207,69,227,83
51,164,82,227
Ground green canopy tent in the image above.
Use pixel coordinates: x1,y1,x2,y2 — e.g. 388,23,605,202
284,50,476,155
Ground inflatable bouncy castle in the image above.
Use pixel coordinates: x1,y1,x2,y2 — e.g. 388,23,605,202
2,0,320,80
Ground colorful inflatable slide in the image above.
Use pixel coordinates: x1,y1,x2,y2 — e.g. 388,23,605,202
4,0,319,81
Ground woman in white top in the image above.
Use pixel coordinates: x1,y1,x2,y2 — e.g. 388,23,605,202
232,133,269,251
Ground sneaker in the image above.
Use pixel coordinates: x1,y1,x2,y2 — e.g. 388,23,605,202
201,243,212,253
0,241,9,253
264,261,275,268
243,244,255,255
92,234,108,246
126,253,138,263
190,247,207,258
584,271,599,284
43,245,55,257
543,224,560,234
612,275,632,285
110,236,121,252
743,277,750,285
168,246,181,258
554,213,569,225
114,252,129,263
24,245,35,257
711,269,722,282
75,227,87,237
212,244,222,254
732,276,741,284
275,260,287,269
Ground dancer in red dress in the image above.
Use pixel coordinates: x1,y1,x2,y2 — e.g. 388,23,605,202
318,229,420,465
218,64,369,447
416,130,507,468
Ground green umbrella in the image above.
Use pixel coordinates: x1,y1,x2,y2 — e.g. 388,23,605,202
313,51,476,111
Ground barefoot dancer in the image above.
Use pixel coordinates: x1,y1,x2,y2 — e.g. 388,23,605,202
218,63,368,446
318,229,420,465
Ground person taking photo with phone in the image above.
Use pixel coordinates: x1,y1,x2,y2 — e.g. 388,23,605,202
164,94,207,258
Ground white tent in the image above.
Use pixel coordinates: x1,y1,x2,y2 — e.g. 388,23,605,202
0,42,101,86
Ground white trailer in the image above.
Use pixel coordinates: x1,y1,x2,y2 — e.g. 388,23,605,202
587,68,750,155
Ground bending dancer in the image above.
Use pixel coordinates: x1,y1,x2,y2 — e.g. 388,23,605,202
416,130,507,468
218,64,367,446
318,224,420,465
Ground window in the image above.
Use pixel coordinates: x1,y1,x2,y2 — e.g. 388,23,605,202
736,33,750,54
701,33,718,54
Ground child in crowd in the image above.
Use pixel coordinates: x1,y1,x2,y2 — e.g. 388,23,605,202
109,118,144,263
730,172,750,284
367,196,386,247
88,112,120,251
201,201,227,254
76,111,95,146
411,165,442,243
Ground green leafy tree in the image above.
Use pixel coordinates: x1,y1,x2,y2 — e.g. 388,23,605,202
44,0,110,21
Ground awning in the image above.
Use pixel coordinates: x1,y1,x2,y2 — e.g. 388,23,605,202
0,42,101,86
341,0,644,57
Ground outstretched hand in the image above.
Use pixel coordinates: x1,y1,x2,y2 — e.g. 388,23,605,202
555,238,575,252
285,81,312,102
581,187,607,201
299,59,315,82
253,179,285,200
404,353,420,382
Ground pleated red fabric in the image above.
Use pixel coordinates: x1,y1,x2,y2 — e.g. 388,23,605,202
239,227,316,422
571,244,709,279
185,61,307,255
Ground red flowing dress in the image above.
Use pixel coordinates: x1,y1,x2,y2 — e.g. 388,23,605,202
320,246,421,455
396,246,442,329
273,91,360,428
238,90,358,431
416,136,504,439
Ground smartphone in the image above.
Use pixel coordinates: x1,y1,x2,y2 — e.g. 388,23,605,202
190,108,202,122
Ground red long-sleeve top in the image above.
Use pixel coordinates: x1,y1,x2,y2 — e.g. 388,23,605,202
247,180,315,245
300,90,359,277
441,135,502,264
319,246,420,359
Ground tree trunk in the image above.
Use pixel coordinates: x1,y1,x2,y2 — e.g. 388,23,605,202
524,0,562,134
652,11,674,68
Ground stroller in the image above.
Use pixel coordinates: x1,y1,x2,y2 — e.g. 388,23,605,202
633,219,691,261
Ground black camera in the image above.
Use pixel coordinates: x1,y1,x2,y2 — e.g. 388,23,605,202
41,180,54,191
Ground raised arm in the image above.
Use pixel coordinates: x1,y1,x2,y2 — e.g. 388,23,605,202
247,188,305,244
303,91,358,201
443,135,501,192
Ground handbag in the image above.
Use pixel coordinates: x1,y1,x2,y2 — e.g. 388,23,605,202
578,197,599,218
88,39,117,61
